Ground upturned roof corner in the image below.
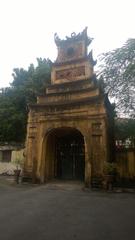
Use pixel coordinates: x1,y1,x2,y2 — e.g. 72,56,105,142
54,27,93,47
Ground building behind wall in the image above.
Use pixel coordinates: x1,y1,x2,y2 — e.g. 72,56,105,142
0,144,24,175
24,28,114,186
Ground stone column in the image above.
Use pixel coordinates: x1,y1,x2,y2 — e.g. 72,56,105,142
84,135,92,187
39,136,47,183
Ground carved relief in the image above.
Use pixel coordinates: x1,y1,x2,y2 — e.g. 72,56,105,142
28,126,37,139
56,66,85,80
92,123,102,131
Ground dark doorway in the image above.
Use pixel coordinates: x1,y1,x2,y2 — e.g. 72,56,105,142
54,129,85,180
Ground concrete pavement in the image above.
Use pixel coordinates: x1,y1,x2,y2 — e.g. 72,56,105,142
0,178,135,240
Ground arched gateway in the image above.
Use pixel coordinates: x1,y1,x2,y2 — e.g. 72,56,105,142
43,127,85,181
24,28,114,187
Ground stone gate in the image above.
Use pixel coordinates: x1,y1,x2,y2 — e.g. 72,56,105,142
24,28,113,187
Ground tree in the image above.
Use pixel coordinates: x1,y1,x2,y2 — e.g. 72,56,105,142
0,58,51,143
0,87,27,142
11,58,51,103
98,39,135,117
115,118,135,148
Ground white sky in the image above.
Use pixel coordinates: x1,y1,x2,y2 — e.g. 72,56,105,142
0,0,134,88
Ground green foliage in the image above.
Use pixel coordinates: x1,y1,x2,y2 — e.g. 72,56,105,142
98,39,135,117
103,162,117,175
0,87,27,142
115,118,135,146
0,58,51,143
11,58,51,103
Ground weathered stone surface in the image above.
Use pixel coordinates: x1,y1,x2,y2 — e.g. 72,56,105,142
24,29,113,186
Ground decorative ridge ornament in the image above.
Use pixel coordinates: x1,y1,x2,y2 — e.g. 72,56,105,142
54,27,93,47
88,50,97,66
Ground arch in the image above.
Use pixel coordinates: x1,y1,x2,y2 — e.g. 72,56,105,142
41,127,85,182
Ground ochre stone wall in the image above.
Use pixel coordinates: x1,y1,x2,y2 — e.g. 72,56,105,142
24,103,109,186
51,61,93,84
24,29,113,186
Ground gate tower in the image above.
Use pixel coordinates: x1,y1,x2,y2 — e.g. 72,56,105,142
24,28,113,187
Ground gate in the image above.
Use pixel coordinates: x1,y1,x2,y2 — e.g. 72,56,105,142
55,135,85,180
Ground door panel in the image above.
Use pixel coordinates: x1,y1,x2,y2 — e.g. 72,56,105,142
56,135,84,180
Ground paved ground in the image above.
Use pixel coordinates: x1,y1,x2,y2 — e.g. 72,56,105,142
0,177,135,240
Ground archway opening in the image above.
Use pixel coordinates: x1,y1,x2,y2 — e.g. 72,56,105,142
45,127,85,181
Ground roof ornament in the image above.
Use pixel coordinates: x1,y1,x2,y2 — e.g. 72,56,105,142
88,50,97,66
54,33,61,46
71,32,76,38
54,27,93,47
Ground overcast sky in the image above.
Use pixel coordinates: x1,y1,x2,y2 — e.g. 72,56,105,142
0,0,134,88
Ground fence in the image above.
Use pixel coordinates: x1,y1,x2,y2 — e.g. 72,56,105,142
115,148,135,186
